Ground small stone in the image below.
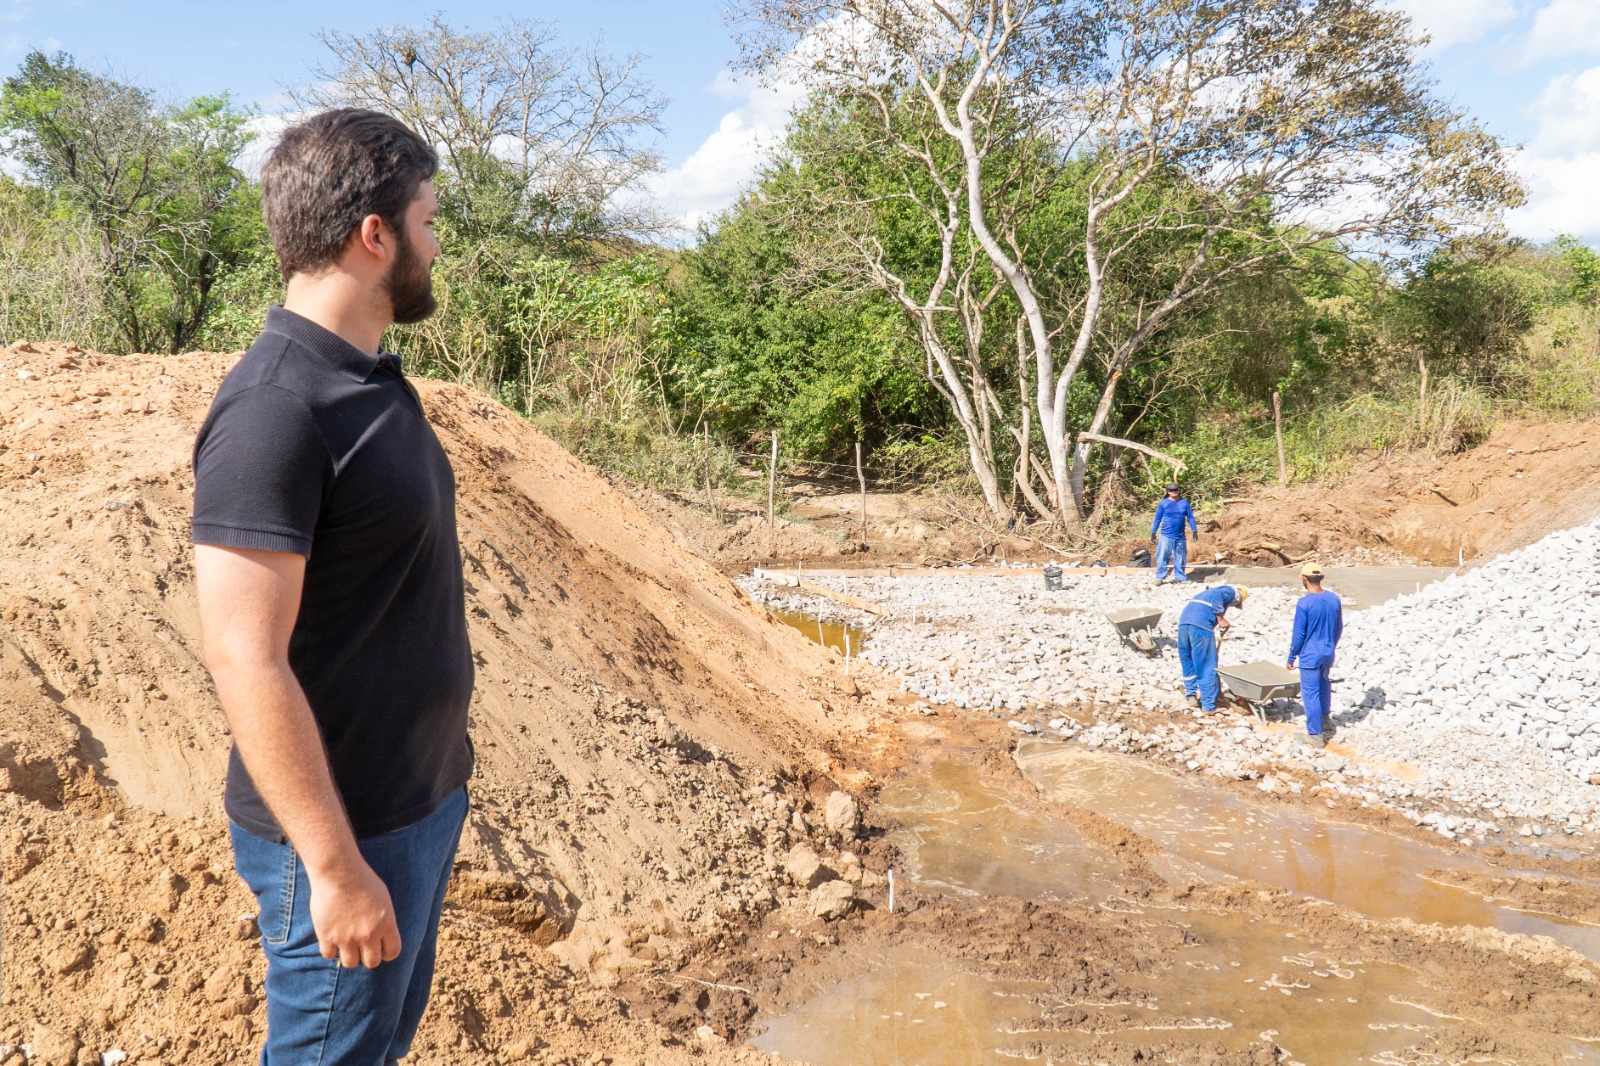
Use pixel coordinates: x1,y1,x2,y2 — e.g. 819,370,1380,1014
822,791,860,834
46,937,94,977
202,966,246,1004
783,845,827,889
695,1025,727,1047
28,1024,79,1066
807,879,856,921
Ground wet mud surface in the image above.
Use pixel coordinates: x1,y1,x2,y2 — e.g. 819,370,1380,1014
732,725,1600,1066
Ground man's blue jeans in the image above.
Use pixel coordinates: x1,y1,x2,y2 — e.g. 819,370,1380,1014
1299,662,1333,736
1177,624,1220,711
230,786,468,1065
1154,533,1188,581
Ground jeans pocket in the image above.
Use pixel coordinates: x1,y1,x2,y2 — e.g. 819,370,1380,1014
262,846,297,946
233,821,298,947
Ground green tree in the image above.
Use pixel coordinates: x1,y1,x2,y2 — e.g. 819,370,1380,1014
0,51,258,353
672,183,941,460
734,0,1525,524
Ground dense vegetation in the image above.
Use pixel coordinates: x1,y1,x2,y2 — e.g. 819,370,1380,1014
1,14,1597,535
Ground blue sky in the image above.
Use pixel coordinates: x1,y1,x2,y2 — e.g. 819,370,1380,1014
3,0,1598,241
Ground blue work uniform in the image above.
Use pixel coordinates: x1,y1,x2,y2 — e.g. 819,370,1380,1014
1151,497,1198,582
1176,585,1237,711
1288,589,1344,736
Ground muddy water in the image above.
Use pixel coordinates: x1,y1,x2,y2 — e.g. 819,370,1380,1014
871,757,1127,901
753,755,1600,1065
1016,740,1600,960
753,950,1044,1063
772,608,869,656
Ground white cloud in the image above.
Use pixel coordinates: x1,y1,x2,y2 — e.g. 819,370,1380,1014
236,109,300,179
1521,0,1600,63
1526,66,1600,155
1385,0,1518,50
1507,65,1600,241
644,70,806,234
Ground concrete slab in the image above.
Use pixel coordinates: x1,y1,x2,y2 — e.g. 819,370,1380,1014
1209,565,1458,610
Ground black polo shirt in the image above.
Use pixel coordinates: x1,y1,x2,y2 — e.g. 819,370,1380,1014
192,305,474,842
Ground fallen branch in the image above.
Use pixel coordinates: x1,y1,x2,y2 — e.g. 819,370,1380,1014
1076,432,1187,475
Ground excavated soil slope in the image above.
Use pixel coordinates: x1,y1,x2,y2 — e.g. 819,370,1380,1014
1200,421,1600,566
0,340,880,1063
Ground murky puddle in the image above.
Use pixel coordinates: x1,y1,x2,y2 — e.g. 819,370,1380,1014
753,950,1042,1064
753,754,1600,1065
772,608,869,656
1015,739,1600,959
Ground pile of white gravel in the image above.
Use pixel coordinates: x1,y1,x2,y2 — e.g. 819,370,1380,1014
743,518,1600,831
1333,518,1600,792
744,569,1304,714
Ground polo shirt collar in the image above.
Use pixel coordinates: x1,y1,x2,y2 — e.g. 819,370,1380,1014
264,305,397,381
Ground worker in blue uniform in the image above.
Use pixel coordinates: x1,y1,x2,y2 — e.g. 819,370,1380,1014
1150,483,1198,583
1176,584,1248,712
1287,562,1344,748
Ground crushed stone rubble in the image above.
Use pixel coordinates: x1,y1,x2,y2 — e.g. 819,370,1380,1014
741,520,1600,840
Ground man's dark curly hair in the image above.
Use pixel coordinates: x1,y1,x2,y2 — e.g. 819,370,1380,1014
260,108,437,283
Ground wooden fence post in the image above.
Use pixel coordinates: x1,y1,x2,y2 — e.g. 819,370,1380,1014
702,421,720,524
1272,390,1287,487
855,441,867,543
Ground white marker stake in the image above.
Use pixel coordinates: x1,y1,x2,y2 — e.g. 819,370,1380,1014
888,868,895,914
844,632,852,675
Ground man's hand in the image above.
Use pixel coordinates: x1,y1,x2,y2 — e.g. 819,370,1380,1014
1286,660,1296,670
308,857,403,969
1217,617,1232,630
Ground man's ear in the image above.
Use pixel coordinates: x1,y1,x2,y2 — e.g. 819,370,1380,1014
355,214,393,263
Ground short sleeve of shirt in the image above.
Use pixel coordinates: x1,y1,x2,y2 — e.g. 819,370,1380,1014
192,384,331,557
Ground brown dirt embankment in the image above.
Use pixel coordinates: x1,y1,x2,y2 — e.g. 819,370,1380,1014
1197,421,1600,567
0,339,898,1063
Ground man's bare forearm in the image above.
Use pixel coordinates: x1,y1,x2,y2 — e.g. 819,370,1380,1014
212,660,360,876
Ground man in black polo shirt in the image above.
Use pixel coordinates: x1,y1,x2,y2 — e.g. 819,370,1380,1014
192,109,473,1064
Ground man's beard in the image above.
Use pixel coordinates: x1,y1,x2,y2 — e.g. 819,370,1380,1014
386,227,437,325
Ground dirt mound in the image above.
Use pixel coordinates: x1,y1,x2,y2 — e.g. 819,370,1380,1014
0,340,888,1061
1199,421,1600,566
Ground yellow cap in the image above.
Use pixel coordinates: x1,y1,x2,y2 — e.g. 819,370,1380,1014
1233,585,1249,605
1300,562,1324,578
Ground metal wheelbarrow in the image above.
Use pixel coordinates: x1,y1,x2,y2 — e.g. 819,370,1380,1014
1105,606,1162,654
1217,661,1301,723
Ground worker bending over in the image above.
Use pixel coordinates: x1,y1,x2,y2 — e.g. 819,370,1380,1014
1287,562,1344,748
1176,584,1248,712
1150,483,1198,583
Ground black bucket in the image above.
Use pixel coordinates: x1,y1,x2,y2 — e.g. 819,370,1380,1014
1043,563,1063,591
